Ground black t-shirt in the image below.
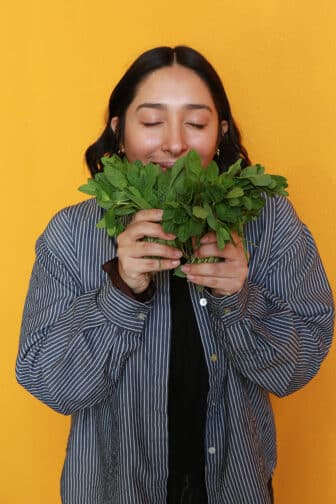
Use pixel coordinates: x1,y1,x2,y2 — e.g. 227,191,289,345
167,274,209,504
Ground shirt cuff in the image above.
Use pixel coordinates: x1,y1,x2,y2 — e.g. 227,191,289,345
205,279,249,325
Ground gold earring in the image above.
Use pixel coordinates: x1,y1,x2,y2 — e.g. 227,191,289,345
216,147,220,157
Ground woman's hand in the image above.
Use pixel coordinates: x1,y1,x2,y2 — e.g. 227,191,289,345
117,209,182,294
181,231,248,297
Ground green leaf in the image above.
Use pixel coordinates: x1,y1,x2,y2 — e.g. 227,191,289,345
169,156,185,190
126,165,140,187
192,206,209,219
114,206,136,216
143,188,159,208
185,150,202,181
104,165,128,189
110,191,129,204
174,208,189,224
226,187,244,198
217,226,231,249
189,218,205,236
206,161,219,182
144,163,160,189
128,186,142,197
174,265,187,278
217,173,235,190
215,203,241,223
227,198,241,207
227,158,242,176
242,174,272,187
78,179,99,196
240,165,259,177
204,203,218,231
96,208,116,231
242,196,252,210
162,208,176,220
162,219,177,234
176,223,190,242
101,154,125,171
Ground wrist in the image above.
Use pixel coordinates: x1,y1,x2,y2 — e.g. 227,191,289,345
102,258,155,302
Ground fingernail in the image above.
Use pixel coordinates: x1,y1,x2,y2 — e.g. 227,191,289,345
181,265,190,273
171,260,180,266
200,236,208,243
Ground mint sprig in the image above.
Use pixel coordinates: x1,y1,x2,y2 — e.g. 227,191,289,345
79,151,288,274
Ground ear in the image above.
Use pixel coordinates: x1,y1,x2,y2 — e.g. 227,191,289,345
220,120,229,136
111,116,119,134
111,116,125,153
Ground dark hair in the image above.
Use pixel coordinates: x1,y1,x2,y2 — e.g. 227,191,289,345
85,46,251,176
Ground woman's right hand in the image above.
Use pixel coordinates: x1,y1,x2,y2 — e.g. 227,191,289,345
116,209,182,294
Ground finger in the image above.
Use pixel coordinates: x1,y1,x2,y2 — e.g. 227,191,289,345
131,209,163,223
197,239,246,260
182,262,236,278
132,241,183,260
124,257,181,275
186,274,239,293
199,231,217,244
196,243,242,260
200,231,243,247
118,221,176,244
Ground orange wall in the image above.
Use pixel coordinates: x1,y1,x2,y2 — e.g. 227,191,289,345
2,1,335,503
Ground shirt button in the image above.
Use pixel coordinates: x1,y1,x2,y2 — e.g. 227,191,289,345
199,297,207,307
208,446,216,454
223,307,231,315
210,353,218,362
136,312,146,321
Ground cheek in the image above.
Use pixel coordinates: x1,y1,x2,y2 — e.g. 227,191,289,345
124,127,161,161
188,131,218,165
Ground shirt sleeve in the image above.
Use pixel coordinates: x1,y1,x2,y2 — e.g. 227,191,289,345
16,208,153,415
205,196,334,397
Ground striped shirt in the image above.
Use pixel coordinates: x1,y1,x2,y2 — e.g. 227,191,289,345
16,195,334,504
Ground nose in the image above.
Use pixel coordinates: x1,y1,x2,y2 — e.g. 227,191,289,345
161,123,188,157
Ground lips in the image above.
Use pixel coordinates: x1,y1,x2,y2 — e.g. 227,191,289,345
154,161,176,170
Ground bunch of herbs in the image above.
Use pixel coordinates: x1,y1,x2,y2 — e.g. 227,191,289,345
79,150,288,275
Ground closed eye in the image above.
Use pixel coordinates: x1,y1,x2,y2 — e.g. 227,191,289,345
187,123,206,129
142,122,162,127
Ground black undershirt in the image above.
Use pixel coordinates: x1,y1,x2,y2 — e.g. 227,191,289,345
167,274,209,504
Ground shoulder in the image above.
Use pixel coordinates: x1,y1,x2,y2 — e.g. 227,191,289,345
46,198,101,232
246,195,303,248
43,198,101,244
264,195,306,261
36,198,104,265
245,195,308,280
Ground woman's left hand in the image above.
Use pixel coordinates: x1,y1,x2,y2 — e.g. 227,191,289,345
181,231,249,297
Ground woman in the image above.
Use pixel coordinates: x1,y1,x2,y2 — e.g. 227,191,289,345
16,46,334,504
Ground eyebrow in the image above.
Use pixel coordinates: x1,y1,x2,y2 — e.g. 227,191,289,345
135,103,213,112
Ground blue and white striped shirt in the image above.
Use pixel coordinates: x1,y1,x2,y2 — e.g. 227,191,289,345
16,195,334,504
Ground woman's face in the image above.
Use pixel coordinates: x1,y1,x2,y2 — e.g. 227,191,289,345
112,64,228,169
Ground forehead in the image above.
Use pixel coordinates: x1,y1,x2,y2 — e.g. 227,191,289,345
131,64,215,108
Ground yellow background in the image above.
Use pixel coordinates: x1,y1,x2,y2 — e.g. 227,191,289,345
1,1,335,502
